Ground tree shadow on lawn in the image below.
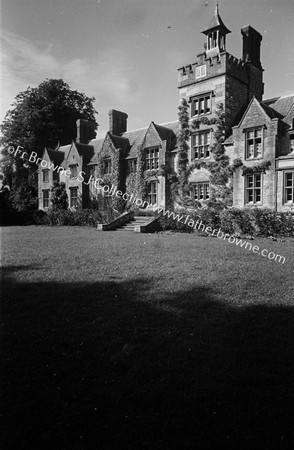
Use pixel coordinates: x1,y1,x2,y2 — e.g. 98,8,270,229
2,269,294,450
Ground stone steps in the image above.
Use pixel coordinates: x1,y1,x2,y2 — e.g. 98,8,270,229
117,216,153,231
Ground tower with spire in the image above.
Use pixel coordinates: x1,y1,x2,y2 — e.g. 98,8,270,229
178,2,264,134
202,1,231,58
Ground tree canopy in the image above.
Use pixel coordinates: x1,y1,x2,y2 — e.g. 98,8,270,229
0,79,98,211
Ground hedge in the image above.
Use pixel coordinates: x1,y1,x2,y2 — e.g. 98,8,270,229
158,207,294,237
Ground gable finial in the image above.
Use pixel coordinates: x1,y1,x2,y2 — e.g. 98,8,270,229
215,1,219,16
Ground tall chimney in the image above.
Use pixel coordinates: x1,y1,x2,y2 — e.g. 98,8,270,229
76,119,97,144
108,110,128,136
241,25,263,69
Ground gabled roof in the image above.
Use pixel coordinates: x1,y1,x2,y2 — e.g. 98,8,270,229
74,142,94,163
236,96,283,128
125,128,148,159
88,138,104,165
87,120,179,163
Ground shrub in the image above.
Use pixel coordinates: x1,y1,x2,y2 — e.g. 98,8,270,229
250,209,294,237
219,208,255,235
43,208,103,227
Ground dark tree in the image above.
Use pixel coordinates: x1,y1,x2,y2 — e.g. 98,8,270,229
0,79,98,211
50,181,68,211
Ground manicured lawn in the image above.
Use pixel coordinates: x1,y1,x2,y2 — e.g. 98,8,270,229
1,226,294,449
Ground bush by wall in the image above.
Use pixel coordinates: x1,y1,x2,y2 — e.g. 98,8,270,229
158,207,294,237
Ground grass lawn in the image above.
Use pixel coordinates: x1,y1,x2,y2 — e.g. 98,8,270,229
1,226,294,449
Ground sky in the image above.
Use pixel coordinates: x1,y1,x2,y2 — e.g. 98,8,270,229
1,0,294,137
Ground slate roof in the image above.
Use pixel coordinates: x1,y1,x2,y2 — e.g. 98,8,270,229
88,138,105,165
47,149,65,166
260,102,284,120
87,120,179,163
125,128,149,159
108,134,130,152
56,144,71,160
263,95,294,117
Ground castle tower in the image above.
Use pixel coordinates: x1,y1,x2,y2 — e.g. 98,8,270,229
178,2,264,135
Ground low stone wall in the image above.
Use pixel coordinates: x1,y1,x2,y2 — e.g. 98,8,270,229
134,217,161,233
97,211,134,231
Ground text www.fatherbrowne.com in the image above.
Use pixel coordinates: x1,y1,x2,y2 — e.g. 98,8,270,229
9,146,287,265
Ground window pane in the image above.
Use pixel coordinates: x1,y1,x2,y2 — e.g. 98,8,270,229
247,176,253,187
286,173,293,186
255,175,261,187
248,190,253,202
285,189,293,202
256,142,262,156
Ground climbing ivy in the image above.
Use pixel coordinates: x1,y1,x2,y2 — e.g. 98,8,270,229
177,98,190,197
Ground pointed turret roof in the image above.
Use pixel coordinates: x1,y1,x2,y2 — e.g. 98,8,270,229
202,2,231,35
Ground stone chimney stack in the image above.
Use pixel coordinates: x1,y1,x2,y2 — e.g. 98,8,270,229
108,110,128,136
241,25,263,69
76,119,97,144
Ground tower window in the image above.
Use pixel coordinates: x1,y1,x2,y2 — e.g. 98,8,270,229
192,130,211,159
245,173,262,204
191,94,211,116
245,128,263,159
195,65,206,79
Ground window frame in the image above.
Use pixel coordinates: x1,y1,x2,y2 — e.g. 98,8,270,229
191,130,211,160
245,173,262,205
43,189,50,208
103,158,112,175
191,183,210,201
191,94,211,117
42,169,49,183
69,164,78,179
128,159,137,174
148,181,157,205
70,187,78,208
284,171,294,204
195,65,206,79
146,147,159,170
245,127,263,160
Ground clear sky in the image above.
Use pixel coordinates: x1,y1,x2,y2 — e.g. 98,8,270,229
1,0,293,136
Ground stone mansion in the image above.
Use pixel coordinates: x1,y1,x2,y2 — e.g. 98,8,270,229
38,3,294,213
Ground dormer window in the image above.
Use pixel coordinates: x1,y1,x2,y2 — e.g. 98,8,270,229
245,128,263,159
103,158,112,174
146,148,159,170
42,169,49,182
69,164,78,179
128,160,137,174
